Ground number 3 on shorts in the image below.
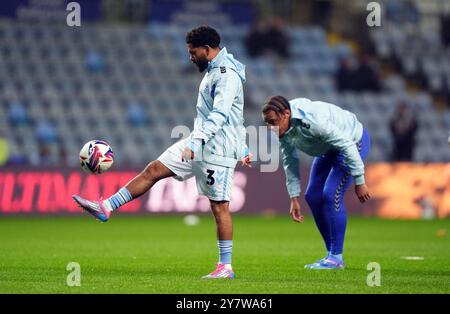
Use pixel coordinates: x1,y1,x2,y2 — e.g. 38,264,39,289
206,169,215,185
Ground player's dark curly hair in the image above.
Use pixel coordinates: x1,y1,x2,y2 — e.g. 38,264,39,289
186,26,221,48
262,95,291,115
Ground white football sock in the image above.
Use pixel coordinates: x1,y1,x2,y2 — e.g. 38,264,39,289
102,200,113,212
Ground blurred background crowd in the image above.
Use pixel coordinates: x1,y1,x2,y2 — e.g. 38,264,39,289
0,0,449,168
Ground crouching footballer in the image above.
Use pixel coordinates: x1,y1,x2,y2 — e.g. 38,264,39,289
262,96,371,270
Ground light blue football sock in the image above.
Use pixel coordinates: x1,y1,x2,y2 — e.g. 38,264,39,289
105,187,133,211
330,253,343,261
218,240,233,265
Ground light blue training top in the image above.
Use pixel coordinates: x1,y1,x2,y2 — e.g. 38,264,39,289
189,47,248,167
279,97,365,197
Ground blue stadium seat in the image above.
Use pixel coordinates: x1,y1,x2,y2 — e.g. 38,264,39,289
8,101,29,125
0,20,444,165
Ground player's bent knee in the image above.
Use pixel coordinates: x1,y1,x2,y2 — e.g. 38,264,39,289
321,190,337,208
305,190,321,208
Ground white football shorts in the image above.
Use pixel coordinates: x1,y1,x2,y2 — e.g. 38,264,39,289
157,138,234,201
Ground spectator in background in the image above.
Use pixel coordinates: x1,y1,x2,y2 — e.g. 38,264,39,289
244,22,266,58
335,54,381,92
265,17,291,60
441,14,450,46
354,53,381,92
244,17,291,61
312,0,333,30
335,57,355,92
390,104,418,161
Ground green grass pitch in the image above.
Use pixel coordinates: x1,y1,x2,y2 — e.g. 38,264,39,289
0,215,449,293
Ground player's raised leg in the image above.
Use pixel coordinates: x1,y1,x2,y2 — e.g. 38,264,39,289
202,200,235,279
72,160,175,222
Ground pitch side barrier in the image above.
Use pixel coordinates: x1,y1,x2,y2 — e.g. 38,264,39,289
0,163,448,218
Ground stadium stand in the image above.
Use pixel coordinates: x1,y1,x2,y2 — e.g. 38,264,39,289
0,17,449,167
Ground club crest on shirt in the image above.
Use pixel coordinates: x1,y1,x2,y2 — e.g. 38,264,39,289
203,84,216,99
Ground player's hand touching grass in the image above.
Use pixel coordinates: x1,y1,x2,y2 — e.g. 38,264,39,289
355,184,371,203
289,197,304,223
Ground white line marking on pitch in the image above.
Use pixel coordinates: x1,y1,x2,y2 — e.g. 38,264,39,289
400,256,424,260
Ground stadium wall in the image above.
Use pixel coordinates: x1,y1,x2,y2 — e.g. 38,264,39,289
0,164,449,219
